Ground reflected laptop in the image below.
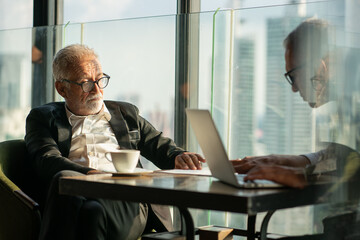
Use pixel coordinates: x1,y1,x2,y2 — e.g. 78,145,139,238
186,109,284,188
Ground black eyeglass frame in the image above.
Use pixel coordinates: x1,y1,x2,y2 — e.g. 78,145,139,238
284,66,303,86
61,73,110,93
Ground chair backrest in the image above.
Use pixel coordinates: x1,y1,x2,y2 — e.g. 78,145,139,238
0,139,41,240
0,139,31,189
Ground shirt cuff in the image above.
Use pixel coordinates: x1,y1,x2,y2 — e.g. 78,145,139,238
301,152,320,165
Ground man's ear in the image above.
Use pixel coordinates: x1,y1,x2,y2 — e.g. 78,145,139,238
55,81,67,98
321,58,328,72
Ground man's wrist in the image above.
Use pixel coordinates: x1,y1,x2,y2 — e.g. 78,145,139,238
87,169,103,175
297,155,312,167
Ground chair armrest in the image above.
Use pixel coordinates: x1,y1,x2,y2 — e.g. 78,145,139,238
0,170,39,209
13,190,39,210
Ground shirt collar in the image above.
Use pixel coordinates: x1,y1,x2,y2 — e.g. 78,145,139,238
65,103,111,126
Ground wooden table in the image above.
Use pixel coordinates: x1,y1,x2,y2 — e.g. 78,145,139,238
59,172,334,239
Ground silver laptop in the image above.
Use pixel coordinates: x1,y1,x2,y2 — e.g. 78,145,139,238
186,109,284,188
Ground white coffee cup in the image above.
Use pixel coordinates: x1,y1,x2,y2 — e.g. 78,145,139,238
105,149,140,173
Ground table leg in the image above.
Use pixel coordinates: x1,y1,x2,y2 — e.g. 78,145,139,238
247,215,256,240
178,207,195,240
259,210,275,240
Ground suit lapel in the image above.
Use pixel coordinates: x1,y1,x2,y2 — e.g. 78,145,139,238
54,103,72,157
106,102,132,149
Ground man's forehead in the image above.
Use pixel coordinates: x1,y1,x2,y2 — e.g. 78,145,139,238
71,58,102,78
79,57,101,68
76,71,102,79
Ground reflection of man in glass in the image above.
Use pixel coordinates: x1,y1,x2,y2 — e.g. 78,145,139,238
232,19,360,189
283,20,328,109
232,18,360,239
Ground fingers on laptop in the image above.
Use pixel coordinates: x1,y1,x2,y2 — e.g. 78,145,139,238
175,153,205,170
231,157,257,174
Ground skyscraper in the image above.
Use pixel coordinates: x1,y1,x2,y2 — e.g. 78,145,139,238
230,37,255,158
263,13,313,156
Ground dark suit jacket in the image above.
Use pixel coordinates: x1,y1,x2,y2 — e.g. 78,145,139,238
25,100,185,230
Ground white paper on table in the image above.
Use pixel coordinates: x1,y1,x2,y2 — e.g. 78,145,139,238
158,168,211,176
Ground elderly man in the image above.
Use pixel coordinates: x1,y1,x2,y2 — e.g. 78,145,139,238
231,19,357,188
235,19,360,239
25,44,205,240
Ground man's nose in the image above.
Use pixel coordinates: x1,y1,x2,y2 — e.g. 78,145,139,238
90,81,101,93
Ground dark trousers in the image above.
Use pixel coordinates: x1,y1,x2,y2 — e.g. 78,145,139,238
39,170,170,240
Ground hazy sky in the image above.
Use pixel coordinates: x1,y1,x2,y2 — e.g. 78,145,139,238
62,0,303,24
0,0,300,114
0,0,316,115
0,0,33,30
0,0,308,30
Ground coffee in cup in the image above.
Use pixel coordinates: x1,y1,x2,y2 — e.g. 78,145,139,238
105,149,140,173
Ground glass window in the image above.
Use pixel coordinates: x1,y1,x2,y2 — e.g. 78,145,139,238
188,1,360,237
0,0,33,141
63,0,176,23
1,0,360,238
0,0,33,30
62,0,177,169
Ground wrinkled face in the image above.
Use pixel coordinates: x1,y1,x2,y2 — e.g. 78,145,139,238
285,48,317,107
55,56,104,115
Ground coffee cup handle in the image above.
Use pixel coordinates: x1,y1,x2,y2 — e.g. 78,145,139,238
105,152,112,162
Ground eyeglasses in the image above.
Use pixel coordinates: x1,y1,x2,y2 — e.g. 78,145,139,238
284,66,302,86
61,73,110,93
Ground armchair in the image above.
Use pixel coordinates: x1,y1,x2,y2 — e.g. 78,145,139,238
0,139,41,240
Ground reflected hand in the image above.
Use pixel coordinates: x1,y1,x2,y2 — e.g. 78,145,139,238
231,155,282,174
175,152,206,170
231,155,310,174
244,165,306,189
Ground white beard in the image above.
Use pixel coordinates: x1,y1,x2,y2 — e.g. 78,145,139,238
85,94,103,114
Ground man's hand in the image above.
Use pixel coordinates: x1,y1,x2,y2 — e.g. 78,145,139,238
231,155,310,174
175,152,206,170
87,169,106,175
244,165,307,189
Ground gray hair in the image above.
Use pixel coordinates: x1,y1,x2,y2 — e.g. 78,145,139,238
283,18,330,64
52,44,98,82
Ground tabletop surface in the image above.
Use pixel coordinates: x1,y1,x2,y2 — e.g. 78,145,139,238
59,172,334,215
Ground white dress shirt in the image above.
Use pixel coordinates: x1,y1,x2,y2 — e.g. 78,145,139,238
66,104,119,172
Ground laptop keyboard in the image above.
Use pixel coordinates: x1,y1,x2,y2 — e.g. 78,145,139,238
236,174,248,184
235,173,283,188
